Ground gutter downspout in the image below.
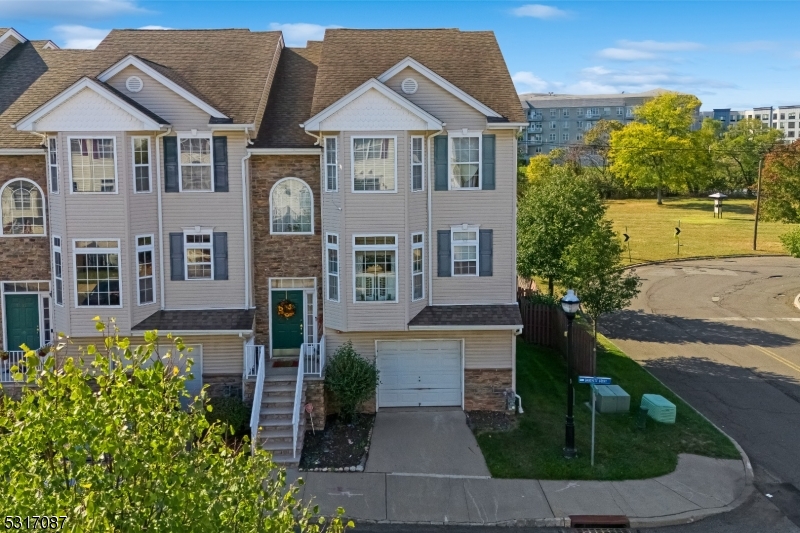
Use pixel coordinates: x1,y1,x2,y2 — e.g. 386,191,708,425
242,134,253,309
425,125,445,307
155,127,172,309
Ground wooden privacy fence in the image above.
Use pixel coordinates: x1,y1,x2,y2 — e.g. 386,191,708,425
517,288,596,376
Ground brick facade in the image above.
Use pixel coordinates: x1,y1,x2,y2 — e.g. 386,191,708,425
464,369,513,411
0,155,51,348
249,155,322,347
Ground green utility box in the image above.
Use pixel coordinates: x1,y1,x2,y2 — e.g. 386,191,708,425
641,394,676,424
594,385,631,413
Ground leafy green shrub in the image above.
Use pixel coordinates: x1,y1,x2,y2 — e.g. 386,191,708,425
325,341,379,422
526,291,559,306
780,226,800,258
206,396,248,436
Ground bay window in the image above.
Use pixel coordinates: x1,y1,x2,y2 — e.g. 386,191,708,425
70,138,116,193
326,233,339,301
74,240,121,307
132,137,151,193
352,137,396,192
354,235,397,302
411,232,424,301
325,137,338,191
411,136,424,191
136,235,155,304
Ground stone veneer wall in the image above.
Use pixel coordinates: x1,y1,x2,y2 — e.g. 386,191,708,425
203,375,243,400
250,155,322,347
304,378,326,430
0,155,51,348
464,369,513,411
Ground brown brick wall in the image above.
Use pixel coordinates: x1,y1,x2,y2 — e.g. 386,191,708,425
250,155,322,346
464,369,513,411
0,155,51,348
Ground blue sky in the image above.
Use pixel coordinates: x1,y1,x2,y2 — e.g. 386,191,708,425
2,0,798,110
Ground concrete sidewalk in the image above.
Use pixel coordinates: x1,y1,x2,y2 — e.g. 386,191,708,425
291,454,752,527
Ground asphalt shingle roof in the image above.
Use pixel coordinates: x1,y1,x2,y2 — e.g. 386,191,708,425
132,309,256,332
310,29,526,123
409,305,523,328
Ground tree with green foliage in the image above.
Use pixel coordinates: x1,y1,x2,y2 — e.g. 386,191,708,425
583,119,624,197
780,226,800,258
523,154,555,186
324,341,379,422
610,93,702,204
0,319,349,533
712,118,784,191
761,140,800,223
517,167,606,295
562,221,642,344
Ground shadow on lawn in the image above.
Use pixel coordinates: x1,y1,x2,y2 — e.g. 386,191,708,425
602,309,797,349
660,199,755,216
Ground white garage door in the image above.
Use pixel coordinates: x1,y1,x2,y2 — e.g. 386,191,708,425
376,340,462,408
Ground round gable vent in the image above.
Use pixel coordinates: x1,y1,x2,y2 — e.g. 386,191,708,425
126,76,143,93
401,77,418,95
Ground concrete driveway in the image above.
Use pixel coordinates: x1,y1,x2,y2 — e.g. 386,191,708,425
365,407,490,477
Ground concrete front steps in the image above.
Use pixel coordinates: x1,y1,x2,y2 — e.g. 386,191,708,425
255,361,306,466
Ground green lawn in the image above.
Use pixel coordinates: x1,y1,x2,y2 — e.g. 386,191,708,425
606,197,792,263
474,337,739,480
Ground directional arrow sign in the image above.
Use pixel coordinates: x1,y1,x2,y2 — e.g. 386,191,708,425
623,233,630,242
674,227,681,236
578,376,612,385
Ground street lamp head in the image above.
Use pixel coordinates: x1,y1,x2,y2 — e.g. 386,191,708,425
561,289,581,318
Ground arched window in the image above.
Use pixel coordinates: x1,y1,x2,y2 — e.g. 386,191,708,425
270,178,313,234
1,179,45,236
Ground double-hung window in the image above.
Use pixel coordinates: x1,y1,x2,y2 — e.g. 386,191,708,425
178,136,213,191
449,133,481,190
53,236,63,306
550,109,557,117
324,137,338,191
451,227,479,276
353,235,397,302
132,137,151,193
562,133,569,142
563,109,569,117
411,136,424,191
352,137,396,192
411,232,424,301
74,240,120,307
136,235,155,305
326,233,339,302
184,231,213,280
550,121,557,129
563,121,569,129
48,138,59,194
70,138,116,193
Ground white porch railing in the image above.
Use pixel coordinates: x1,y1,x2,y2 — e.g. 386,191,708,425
292,345,306,459
302,336,325,377
249,347,266,455
244,344,265,379
0,351,51,383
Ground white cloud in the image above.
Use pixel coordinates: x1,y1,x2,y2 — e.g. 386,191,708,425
617,40,704,52
54,25,110,49
512,71,551,92
0,0,147,19
597,48,655,61
729,40,778,53
138,25,172,30
564,80,617,94
268,22,341,47
511,4,568,19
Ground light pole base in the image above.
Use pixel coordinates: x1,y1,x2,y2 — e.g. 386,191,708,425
563,447,577,459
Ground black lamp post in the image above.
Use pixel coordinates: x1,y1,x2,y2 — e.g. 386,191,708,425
561,289,580,459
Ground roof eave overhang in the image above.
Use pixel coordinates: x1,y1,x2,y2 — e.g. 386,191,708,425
130,329,253,336
486,122,528,129
407,324,522,331
0,148,47,156
209,123,256,132
0,28,27,47
248,148,321,155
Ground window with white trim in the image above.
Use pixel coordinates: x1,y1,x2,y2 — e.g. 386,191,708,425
617,107,624,116
352,137,396,192
53,236,63,306
48,137,59,194
1,179,45,235
184,231,213,280
563,108,570,117
132,137,151,193
326,233,339,302
563,121,569,129
354,235,397,302
324,137,338,191
562,133,569,142
550,109,557,117
449,134,481,189
577,108,584,116
411,232,424,301
178,135,212,191
451,227,478,276
271,178,313,234
70,138,116,193
411,136,424,191
136,235,155,305
74,240,120,307
550,121,557,129
548,133,556,142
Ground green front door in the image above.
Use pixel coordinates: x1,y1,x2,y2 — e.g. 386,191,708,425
5,294,40,351
272,290,304,356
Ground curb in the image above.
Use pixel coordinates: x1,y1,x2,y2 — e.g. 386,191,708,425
623,253,788,270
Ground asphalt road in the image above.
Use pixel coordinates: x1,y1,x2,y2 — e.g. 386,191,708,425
600,256,800,529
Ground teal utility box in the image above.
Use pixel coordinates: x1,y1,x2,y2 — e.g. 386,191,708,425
594,385,630,413
641,394,676,424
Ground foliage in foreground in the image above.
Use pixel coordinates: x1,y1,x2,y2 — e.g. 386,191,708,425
0,319,349,533
206,395,249,436
762,140,800,224
780,226,800,258
325,341,379,422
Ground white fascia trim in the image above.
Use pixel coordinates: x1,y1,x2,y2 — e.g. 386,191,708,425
130,329,253,336
0,28,27,47
14,77,166,132
97,55,228,119
303,78,443,132
486,122,529,129
407,324,522,331
377,57,501,118
210,123,256,132
248,148,321,155
0,148,46,155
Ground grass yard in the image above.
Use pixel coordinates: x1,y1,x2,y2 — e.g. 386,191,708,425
605,197,792,263
474,337,739,480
